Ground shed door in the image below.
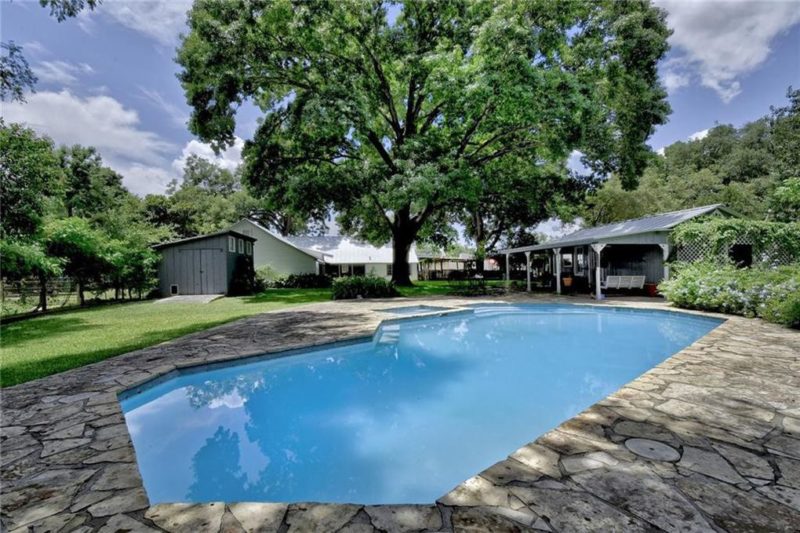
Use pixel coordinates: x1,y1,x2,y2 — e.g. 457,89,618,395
199,249,221,294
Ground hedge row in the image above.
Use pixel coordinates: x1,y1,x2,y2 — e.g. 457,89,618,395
659,262,800,328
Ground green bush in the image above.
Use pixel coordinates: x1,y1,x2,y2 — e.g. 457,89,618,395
659,262,800,328
332,276,398,300
274,273,332,289
761,291,800,328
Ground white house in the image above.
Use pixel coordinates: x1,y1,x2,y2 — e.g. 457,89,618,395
230,219,419,280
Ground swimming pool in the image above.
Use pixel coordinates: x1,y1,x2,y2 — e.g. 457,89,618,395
120,304,721,505
378,304,453,315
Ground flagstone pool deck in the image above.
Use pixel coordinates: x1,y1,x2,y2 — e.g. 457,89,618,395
2,295,799,532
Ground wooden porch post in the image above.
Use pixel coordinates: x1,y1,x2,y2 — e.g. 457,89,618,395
591,243,607,300
659,244,670,281
525,251,531,292
505,253,510,284
553,248,561,295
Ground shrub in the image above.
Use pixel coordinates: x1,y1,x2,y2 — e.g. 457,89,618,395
274,273,332,289
659,262,800,328
761,291,800,328
254,266,281,291
332,276,398,300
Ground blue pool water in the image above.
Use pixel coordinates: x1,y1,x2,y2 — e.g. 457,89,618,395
120,304,721,505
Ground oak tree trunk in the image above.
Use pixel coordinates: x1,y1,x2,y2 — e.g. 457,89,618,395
38,274,48,313
391,229,414,286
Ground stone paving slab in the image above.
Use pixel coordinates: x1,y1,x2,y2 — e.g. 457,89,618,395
2,295,799,532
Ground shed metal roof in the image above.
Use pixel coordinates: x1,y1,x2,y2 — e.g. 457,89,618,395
153,229,255,250
499,204,735,254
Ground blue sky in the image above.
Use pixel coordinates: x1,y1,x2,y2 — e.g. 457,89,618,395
2,0,799,196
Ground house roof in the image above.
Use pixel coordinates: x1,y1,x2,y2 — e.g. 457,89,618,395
153,229,255,250
283,235,419,264
236,219,329,261
236,219,418,264
499,204,736,254
418,251,475,261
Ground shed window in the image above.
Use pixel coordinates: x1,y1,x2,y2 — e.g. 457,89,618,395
237,238,244,254
246,241,252,256
228,236,235,252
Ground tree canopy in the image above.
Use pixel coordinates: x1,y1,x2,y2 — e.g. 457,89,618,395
0,121,63,238
584,88,800,225
178,0,670,284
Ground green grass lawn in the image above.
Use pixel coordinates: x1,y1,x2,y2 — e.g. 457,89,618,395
0,288,332,387
0,280,509,387
396,279,507,297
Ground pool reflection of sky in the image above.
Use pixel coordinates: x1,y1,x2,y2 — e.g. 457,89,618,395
121,305,721,505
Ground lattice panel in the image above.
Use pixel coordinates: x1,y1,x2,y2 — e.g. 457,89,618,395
677,235,797,266
676,240,713,262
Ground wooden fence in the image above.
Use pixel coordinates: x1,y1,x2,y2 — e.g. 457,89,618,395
1,277,127,319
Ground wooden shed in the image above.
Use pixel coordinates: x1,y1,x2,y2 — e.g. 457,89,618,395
155,230,256,296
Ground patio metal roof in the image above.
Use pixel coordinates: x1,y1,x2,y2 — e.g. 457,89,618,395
499,204,735,254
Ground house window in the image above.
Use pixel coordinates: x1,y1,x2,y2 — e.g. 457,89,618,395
237,238,244,254
352,264,366,276
228,236,235,252
561,253,573,269
387,264,393,276
246,241,252,256
729,244,753,268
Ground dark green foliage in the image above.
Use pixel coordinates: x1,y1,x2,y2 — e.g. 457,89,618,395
177,0,670,284
332,276,398,300
0,121,63,237
143,155,306,239
671,219,800,264
585,88,800,224
0,42,36,102
659,262,800,328
272,274,332,290
58,145,130,220
762,292,800,329
0,240,63,281
38,0,99,22
42,218,109,305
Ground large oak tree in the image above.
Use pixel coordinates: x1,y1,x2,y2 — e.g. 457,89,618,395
178,0,670,284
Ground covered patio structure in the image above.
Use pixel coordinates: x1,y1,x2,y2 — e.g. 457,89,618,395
498,205,736,299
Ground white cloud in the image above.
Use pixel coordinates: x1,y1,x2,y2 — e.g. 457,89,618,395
656,0,800,102
172,137,245,176
139,87,188,128
661,68,690,93
656,147,666,156
92,0,192,46
22,40,49,56
688,128,709,142
32,60,94,85
535,218,583,241
3,90,177,195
